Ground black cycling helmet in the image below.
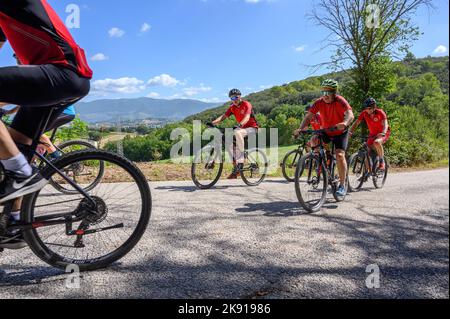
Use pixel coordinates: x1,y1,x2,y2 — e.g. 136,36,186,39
305,104,313,113
229,88,242,98
364,97,377,109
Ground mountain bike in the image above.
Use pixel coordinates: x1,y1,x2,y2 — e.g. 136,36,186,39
281,136,308,182
348,136,389,192
294,128,349,213
0,111,104,195
191,123,268,189
0,107,152,271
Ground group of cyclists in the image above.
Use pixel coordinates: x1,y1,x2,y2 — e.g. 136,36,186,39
0,0,390,254
216,79,391,198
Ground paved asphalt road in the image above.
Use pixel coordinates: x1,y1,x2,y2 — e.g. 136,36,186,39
0,168,448,299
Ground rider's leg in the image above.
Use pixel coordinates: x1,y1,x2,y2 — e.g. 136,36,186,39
336,149,348,186
234,128,250,164
0,122,32,177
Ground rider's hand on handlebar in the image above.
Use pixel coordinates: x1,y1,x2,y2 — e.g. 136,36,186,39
335,123,348,131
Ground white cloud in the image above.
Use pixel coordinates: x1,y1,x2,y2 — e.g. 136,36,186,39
141,23,152,33
182,84,212,96
109,27,125,38
433,45,448,54
91,53,109,61
148,74,180,87
294,45,307,52
147,92,160,98
92,77,146,95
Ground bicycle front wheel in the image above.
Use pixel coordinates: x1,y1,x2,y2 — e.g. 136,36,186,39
191,145,224,189
348,153,366,192
373,158,389,189
21,150,152,271
294,154,328,213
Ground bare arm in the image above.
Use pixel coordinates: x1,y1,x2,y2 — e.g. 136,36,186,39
212,115,226,125
239,114,251,127
350,119,362,134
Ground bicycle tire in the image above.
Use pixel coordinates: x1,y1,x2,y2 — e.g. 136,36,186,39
294,154,328,213
49,140,105,195
281,149,303,183
240,148,268,187
191,145,224,190
373,158,389,189
21,150,152,271
347,153,365,192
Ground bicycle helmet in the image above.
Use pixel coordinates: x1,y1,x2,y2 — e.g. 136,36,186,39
229,88,242,98
305,104,313,113
321,79,339,91
363,97,377,108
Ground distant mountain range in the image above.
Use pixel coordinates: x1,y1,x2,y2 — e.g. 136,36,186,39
75,98,221,123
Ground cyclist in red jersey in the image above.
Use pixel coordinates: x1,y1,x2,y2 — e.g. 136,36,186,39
350,98,391,171
213,89,259,179
0,0,92,247
294,79,355,197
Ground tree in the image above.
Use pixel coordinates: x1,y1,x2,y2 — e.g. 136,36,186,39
311,0,433,108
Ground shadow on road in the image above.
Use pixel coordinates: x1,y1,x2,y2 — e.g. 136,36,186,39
155,184,252,193
0,266,64,288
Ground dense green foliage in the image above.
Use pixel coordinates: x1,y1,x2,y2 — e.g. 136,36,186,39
108,56,449,166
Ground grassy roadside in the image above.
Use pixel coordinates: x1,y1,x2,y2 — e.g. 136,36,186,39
134,148,449,182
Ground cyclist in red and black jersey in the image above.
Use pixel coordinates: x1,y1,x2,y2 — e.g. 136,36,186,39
0,0,92,207
350,98,391,171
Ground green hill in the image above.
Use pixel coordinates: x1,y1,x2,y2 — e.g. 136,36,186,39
106,55,449,167
185,56,449,123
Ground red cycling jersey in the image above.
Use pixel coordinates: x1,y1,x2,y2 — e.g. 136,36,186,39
310,95,352,136
310,113,322,131
225,100,259,129
0,0,93,79
358,109,390,137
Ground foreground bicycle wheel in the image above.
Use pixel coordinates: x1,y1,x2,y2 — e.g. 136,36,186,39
21,150,151,271
295,154,328,213
240,148,268,186
49,140,105,194
281,149,304,183
191,145,224,189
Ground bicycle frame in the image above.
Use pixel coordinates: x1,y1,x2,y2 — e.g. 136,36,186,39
1,107,98,235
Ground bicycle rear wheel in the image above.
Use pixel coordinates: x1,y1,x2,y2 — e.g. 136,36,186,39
21,150,151,271
294,154,328,213
240,148,268,186
348,153,365,192
49,140,105,195
191,145,223,189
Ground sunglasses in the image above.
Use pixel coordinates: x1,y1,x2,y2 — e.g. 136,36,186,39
230,96,240,101
321,91,335,97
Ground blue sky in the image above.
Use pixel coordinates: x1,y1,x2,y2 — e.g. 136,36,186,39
1,0,448,103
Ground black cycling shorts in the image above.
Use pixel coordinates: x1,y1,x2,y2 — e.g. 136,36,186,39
0,64,90,140
321,131,350,151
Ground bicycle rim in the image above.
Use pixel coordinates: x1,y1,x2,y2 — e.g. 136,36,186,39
348,154,365,192
191,146,223,189
241,149,268,186
294,154,328,213
282,150,302,183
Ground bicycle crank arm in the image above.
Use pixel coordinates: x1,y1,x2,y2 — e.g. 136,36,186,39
67,223,125,236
